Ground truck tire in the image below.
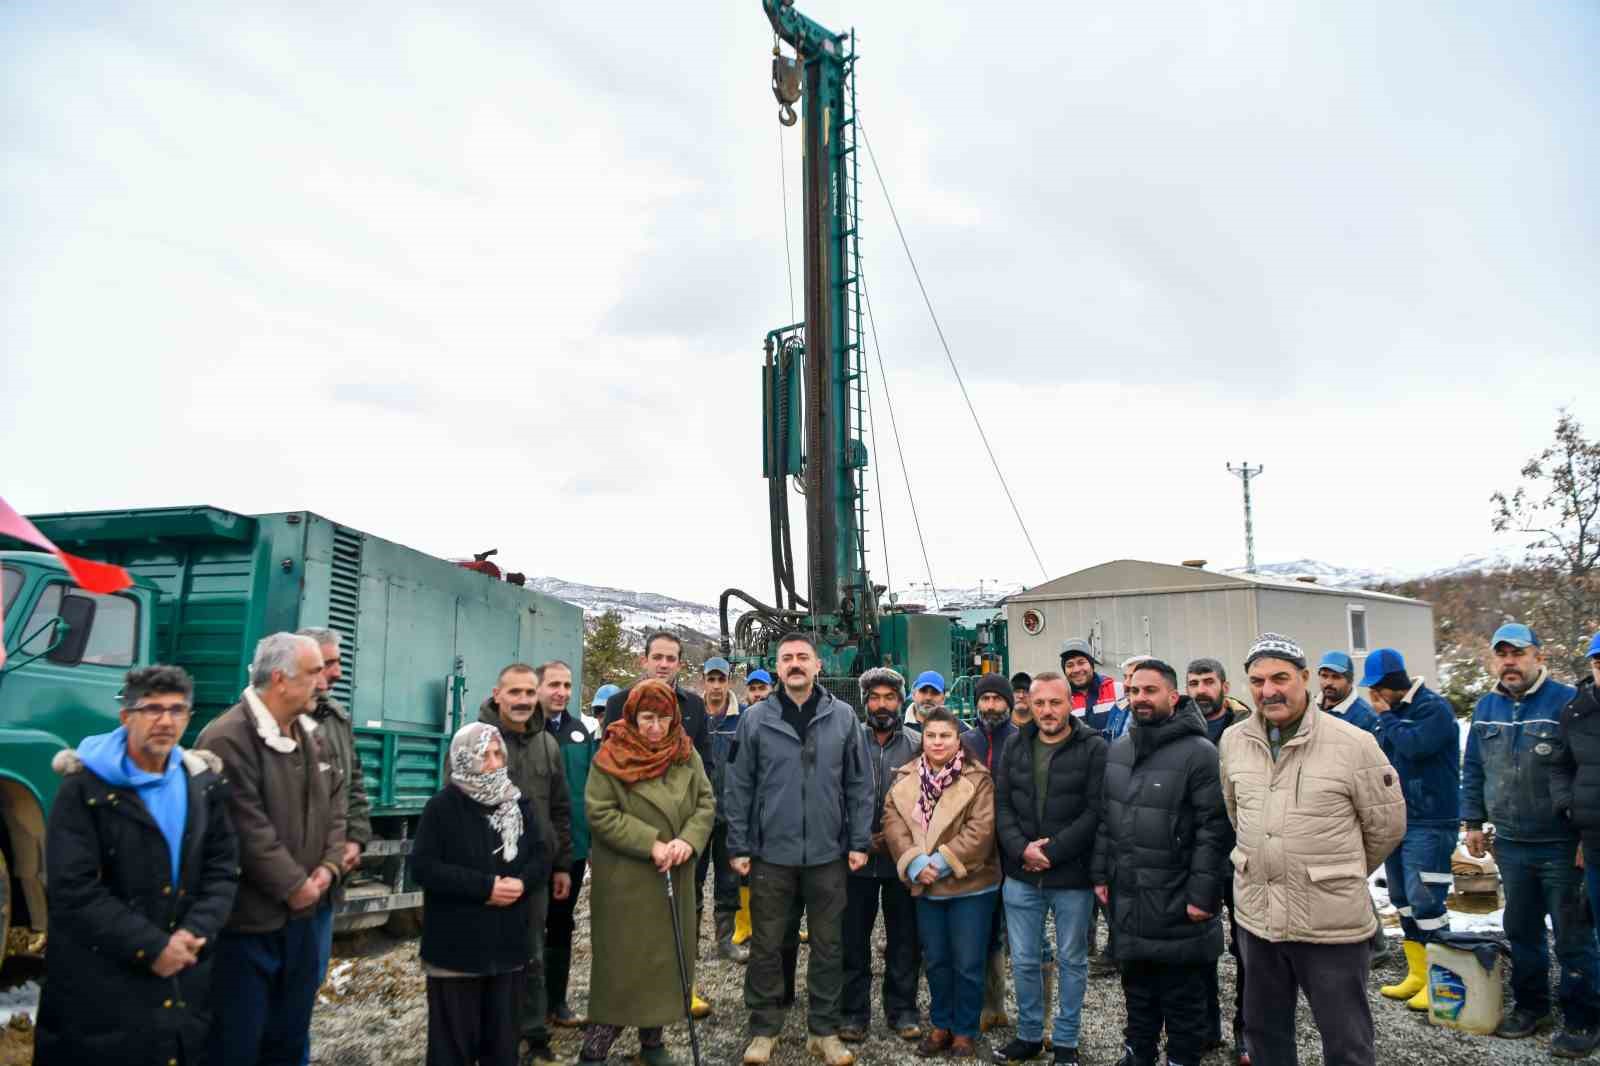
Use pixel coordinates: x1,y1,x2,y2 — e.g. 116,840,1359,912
385,906,422,938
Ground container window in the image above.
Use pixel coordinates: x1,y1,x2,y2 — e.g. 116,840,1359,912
1347,605,1368,655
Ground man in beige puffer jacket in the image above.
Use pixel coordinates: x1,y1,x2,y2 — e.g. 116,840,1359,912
1220,633,1405,1066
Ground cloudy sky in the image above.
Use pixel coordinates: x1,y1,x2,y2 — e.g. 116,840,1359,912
4,1,1595,605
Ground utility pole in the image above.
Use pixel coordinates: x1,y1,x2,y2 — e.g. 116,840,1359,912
1226,462,1264,573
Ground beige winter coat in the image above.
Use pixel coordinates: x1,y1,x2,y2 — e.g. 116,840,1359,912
1219,700,1405,944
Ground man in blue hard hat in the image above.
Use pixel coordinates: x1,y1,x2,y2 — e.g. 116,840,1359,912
586,683,619,735
1316,651,1379,734
1463,623,1598,1054
701,657,748,962
1359,649,1459,1014
906,670,957,733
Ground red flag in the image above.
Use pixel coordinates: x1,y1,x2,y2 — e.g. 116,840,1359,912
0,496,133,594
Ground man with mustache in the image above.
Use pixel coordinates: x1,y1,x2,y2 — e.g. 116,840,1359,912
1011,673,1034,727
1314,651,1379,735
725,632,872,1066
1102,656,1154,743
840,667,924,1045
35,665,238,1065
1185,658,1248,747
963,674,1022,1035
481,662,574,1066
1462,624,1598,1055
1220,633,1404,1066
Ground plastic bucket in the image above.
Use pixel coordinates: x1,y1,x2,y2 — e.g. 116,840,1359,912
1427,942,1504,1035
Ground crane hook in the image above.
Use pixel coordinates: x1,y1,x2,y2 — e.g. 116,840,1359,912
771,52,801,128
779,103,797,127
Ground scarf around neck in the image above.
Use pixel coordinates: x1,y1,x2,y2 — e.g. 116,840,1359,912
450,722,524,861
916,746,964,831
594,679,693,785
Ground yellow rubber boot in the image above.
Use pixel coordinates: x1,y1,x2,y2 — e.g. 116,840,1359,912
733,887,753,945
1407,978,1430,1012
691,987,712,1018
1380,940,1427,1001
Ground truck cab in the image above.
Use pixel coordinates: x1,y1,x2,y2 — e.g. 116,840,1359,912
0,551,158,950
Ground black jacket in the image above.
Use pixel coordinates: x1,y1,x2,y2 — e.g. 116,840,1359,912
604,680,712,770
1092,700,1228,965
35,748,239,1066
1552,680,1600,854
993,717,1108,889
858,723,922,879
410,786,544,975
963,717,1019,771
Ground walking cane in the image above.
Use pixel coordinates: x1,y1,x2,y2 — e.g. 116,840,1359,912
663,866,704,1066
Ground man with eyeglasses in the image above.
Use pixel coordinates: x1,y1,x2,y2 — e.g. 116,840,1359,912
35,664,240,1064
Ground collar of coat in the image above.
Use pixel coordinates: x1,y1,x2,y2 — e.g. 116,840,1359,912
479,699,547,744
243,687,320,753
889,756,988,849
1322,689,1360,716
52,746,222,778
1240,694,1321,750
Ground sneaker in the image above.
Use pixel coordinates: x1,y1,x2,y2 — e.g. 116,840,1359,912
807,1034,856,1066
743,1036,776,1065
1051,1049,1080,1065
1115,1046,1155,1066
992,1038,1045,1063
1552,1026,1600,1059
1497,1008,1554,1039
838,1025,867,1044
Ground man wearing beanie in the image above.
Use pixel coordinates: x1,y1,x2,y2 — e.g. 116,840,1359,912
1315,651,1379,735
964,674,1021,1035
1220,633,1404,1066
1011,673,1034,728
1360,649,1459,1014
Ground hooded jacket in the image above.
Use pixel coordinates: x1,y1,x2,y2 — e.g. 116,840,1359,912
1220,699,1406,944
962,715,1018,770
993,716,1108,889
478,699,574,869
35,742,238,1066
723,686,874,866
1092,700,1228,965
1462,668,1579,842
1370,677,1460,827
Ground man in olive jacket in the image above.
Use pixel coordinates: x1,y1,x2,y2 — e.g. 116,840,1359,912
1092,662,1228,1066
1220,633,1405,1066
480,663,574,1066
198,633,347,1066
35,665,239,1066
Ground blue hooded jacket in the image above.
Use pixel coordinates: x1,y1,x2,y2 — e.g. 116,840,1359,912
1370,679,1460,826
77,726,189,884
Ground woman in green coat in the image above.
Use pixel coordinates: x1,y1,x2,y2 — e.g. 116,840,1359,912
581,679,715,1066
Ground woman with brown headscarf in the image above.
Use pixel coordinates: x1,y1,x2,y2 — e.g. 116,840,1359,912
580,679,715,1066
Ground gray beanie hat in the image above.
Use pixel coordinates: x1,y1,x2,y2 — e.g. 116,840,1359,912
1244,633,1307,670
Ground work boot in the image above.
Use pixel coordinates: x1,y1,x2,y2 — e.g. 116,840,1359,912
1115,1046,1156,1066
918,1029,954,1058
895,1015,925,1041
1552,1026,1600,1059
1405,978,1430,1012
807,1034,856,1065
689,988,712,1019
734,886,753,945
1380,940,1427,1001
635,1044,678,1066
743,1036,776,1065
718,913,750,963
991,1038,1044,1063
1496,1008,1554,1039
838,1024,867,1044
951,1036,977,1058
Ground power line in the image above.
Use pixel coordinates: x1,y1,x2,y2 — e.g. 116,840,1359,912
778,125,796,322
858,120,1050,582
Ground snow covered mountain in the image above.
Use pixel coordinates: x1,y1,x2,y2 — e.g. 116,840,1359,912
1230,550,1523,590
525,577,728,640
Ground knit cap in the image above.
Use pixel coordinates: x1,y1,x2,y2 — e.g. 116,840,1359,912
1245,633,1307,669
974,673,1014,709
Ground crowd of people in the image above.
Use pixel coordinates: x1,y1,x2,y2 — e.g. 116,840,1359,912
27,619,1600,1066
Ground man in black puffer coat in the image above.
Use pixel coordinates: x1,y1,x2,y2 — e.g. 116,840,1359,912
1092,660,1228,1066
1552,638,1600,929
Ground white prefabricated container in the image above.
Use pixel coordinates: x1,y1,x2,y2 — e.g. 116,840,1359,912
1427,942,1505,1035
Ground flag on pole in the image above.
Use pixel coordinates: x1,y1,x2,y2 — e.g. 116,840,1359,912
0,496,133,594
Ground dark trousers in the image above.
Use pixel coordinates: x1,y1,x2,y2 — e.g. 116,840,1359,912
1498,836,1600,1027
209,908,326,1066
1202,883,1245,1046
1384,825,1456,943
843,874,921,1028
520,876,551,1044
303,903,336,1066
747,858,847,1037
1121,959,1209,1066
545,858,587,1012
696,823,742,916
427,972,521,1066
917,893,996,1040
1238,928,1374,1066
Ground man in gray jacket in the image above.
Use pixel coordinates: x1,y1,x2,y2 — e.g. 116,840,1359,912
726,632,873,1066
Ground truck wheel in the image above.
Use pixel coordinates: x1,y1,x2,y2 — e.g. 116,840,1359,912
385,906,422,938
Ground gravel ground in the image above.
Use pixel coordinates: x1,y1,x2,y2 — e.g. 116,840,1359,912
308,881,1580,1066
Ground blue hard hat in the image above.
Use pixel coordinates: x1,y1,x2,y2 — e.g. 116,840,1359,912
592,683,621,708
1587,632,1600,659
1358,648,1407,688
747,669,773,686
913,670,946,694
703,657,731,676
1317,651,1354,677
1491,622,1540,650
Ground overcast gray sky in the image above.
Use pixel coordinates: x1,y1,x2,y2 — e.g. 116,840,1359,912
4,1,1596,603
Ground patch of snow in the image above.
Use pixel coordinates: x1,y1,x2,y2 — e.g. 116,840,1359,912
0,981,40,1024
328,960,354,996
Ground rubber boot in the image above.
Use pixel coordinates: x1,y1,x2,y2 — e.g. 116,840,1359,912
733,886,753,945
1380,940,1427,1001
1407,963,1431,1012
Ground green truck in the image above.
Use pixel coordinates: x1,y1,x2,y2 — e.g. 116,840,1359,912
0,505,582,952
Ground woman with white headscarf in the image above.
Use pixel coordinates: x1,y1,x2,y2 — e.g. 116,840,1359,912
410,721,545,1066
